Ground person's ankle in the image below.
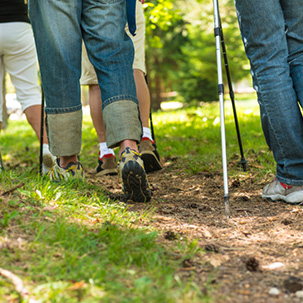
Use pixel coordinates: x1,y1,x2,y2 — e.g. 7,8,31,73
119,140,138,158
60,155,77,168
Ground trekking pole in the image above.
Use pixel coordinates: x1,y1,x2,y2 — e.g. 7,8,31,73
0,151,3,171
149,111,156,143
219,16,247,171
39,88,44,176
213,0,230,218
145,75,156,143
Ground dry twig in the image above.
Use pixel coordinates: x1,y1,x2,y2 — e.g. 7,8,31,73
0,267,38,303
1,182,25,196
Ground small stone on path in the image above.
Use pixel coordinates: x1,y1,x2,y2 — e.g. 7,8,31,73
296,291,303,298
269,287,280,296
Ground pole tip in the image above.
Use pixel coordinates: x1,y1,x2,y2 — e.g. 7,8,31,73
224,195,230,218
238,158,248,172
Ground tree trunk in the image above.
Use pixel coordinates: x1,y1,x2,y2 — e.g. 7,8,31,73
150,55,162,111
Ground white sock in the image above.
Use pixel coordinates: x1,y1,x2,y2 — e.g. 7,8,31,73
142,127,153,141
43,144,50,155
99,142,115,158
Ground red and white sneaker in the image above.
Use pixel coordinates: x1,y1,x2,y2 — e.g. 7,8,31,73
95,153,118,176
262,177,303,204
139,137,163,173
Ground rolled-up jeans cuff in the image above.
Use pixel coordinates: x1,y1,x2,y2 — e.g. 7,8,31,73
103,100,142,148
46,110,82,156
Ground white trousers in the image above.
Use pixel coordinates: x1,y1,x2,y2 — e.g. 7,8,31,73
0,22,41,122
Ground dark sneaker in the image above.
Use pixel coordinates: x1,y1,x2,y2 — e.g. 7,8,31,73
139,138,163,173
47,158,85,181
95,153,118,176
262,177,303,204
119,147,151,202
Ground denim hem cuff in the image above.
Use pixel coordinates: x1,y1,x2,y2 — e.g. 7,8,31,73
102,95,138,110
102,100,142,148
46,110,82,156
276,175,303,186
45,104,82,114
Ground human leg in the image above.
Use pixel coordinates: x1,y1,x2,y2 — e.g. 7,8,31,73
80,1,161,174
127,5,162,172
134,69,150,127
23,105,47,144
281,0,303,109
86,70,162,172
24,104,56,173
88,84,106,144
84,69,148,151
235,0,303,186
28,2,82,158
28,0,83,177
82,0,141,149
88,84,118,175
2,22,43,139
133,69,163,172
126,5,154,141
82,0,150,201
81,45,117,174
1,22,54,172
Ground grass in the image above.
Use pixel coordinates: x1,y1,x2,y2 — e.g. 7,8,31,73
0,94,274,302
0,172,202,303
153,96,272,175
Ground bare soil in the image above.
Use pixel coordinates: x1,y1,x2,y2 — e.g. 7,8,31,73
86,155,303,303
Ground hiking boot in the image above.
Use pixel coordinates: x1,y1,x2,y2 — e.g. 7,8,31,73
119,147,151,202
262,177,303,204
47,158,85,182
95,153,118,176
139,138,163,173
42,151,56,175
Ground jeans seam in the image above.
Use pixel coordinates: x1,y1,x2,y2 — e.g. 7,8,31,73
45,104,82,114
102,95,138,110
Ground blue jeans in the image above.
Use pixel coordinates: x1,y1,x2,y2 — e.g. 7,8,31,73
28,0,141,155
235,0,303,185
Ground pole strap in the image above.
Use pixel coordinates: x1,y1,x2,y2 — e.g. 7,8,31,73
126,0,137,36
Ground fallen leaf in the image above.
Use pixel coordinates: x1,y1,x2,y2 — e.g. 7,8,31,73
70,281,87,290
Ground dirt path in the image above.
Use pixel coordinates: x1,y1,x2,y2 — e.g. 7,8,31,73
86,156,303,303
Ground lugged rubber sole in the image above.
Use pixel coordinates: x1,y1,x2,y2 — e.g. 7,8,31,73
141,151,163,173
262,193,303,205
121,160,151,202
95,168,118,176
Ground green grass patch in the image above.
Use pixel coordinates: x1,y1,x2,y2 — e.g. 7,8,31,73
0,170,203,302
0,97,274,302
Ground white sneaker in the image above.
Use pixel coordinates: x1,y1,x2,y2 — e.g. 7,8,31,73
42,151,56,175
47,158,85,182
262,177,303,204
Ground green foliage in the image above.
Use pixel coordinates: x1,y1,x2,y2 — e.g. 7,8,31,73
144,0,251,105
145,0,183,48
0,210,19,228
